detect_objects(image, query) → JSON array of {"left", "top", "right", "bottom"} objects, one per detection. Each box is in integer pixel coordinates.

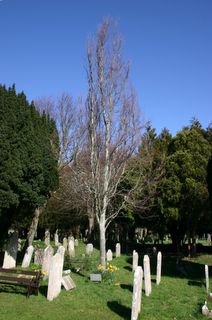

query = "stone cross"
[
  {"left": 156, "top": 251, "right": 162, "bottom": 285},
  {"left": 86, "top": 243, "right": 93, "bottom": 256},
  {"left": 42, "top": 245, "right": 54, "bottom": 275},
  {"left": 44, "top": 229, "right": 50, "bottom": 246},
  {"left": 3, "top": 230, "right": 18, "bottom": 268},
  {"left": 47, "top": 246, "right": 65, "bottom": 301},
  {"left": 63, "top": 237, "right": 68, "bottom": 251},
  {"left": 34, "top": 249, "right": 44, "bottom": 265},
  {"left": 68, "top": 238, "right": 75, "bottom": 257},
  {"left": 205, "top": 264, "right": 209, "bottom": 293},
  {"left": 115, "top": 243, "right": 121, "bottom": 258},
  {"left": 21, "top": 245, "right": 34, "bottom": 268},
  {"left": 131, "top": 266, "right": 143, "bottom": 320},
  {"left": 132, "top": 250, "right": 138, "bottom": 272},
  {"left": 143, "top": 254, "right": 151, "bottom": 296},
  {"left": 106, "top": 249, "right": 113, "bottom": 262}
]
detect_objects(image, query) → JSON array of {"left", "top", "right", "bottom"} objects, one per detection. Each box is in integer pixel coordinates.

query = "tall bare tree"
[{"left": 74, "top": 19, "right": 141, "bottom": 267}]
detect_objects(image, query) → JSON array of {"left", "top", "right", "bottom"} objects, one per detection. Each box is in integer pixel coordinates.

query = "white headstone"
[
  {"left": 54, "top": 230, "right": 59, "bottom": 246},
  {"left": 63, "top": 237, "right": 68, "bottom": 251},
  {"left": 61, "top": 275, "right": 76, "bottom": 290},
  {"left": 34, "top": 249, "right": 44, "bottom": 265},
  {"left": 86, "top": 243, "right": 93, "bottom": 256},
  {"left": 68, "top": 238, "right": 75, "bottom": 257},
  {"left": 74, "top": 239, "right": 79, "bottom": 247},
  {"left": 156, "top": 251, "right": 162, "bottom": 285},
  {"left": 44, "top": 229, "right": 50, "bottom": 246},
  {"left": 106, "top": 249, "right": 113, "bottom": 262},
  {"left": 132, "top": 251, "right": 138, "bottom": 272},
  {"left": 143, "top": 255, "right": 151, "bottom": 296},
  {"left": 47, "top": 246, "right": 65, "bottom": 301},
  {"left": 3, "top": 231, "right": 18, "bottom": 268},
  {"left": 115, "top": 243, "right": 121, "bottom": 258},
  {"left": 21, "top": 245, "right": 34, "bottom": 268},
  {"left": 131, "top": 266, "right": 143, "bottom": 320},
  {"left": 205, "top": 264, "right": 209, "bottom": 293},
  {"left": 42, "top": 245, "right": 54, "bottom": 275}
]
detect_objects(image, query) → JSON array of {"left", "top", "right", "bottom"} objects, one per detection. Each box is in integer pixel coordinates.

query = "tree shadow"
[
  {"left": 38, "top": 285, "right": 48, "bottom": 297},
  {"left": 107, "top": 300, "right": 131, "bottom": 320}
]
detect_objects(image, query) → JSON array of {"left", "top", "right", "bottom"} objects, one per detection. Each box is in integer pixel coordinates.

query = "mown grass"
[{"left": 0, "top": 241, "right": 211, "bottom": 320}]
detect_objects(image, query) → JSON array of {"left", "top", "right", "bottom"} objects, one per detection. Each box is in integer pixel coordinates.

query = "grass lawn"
[{"left": 0, "top": 241, "right": 211, "bottom": 320}]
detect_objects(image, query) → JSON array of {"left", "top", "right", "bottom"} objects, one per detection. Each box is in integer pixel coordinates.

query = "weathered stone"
[
  {"left": 132, "top": 250, "right": 138, "bottom": 272},
  {"left": 106, "top": 249, "right": 113, "bottom": 261},
  {"left": 3, "top": 231, "right": 18, "bottom": 269},
  {"left": 205, "top": 264, "right": 209, "bottom": 293},
  {"left": 86, "top": 243, "right": 93, "bottom": 256},
  {"left": 42, "top": 245, "right": 54, "bottom": 275},
  {"left": 74, "top": 239, "right": 79, "bottom": 247},
  {"left": 44, "top": 229, "right": 50, "bottom": 246},
  {"left": 156, "top": 251, "right": 162, "bottom": 285},
  {"left": 34, "top": 249, "right": 44, "bottom": 265},
  {"left": 68, "top": 238, "right": 75, "bottom": 257},
  {"left": 90, "top": 273, "right": 102, "bottom": 282},
  {"left": 21, "top": 245, "right": 34, "bottom": 268},
  {"left": 115, "top": 243, "right": 121, "bottom": 258},
  {"left": 143, "top": 254, "right": 151, "bottom": 296},
  {"left": 63, "top": 237, "right": 68, "bottom": 251},
  {"left": 61, "top": 275, "right": 76, "bottom": 290},
  {"left": 54, "top": 230, "right": 59, "bottom": 246},
  {"left": 47, "top": 246, "right": 65, "bottom": 301},
  {"left": 131, "top": 266, "right": 143, "bottom": 320}
]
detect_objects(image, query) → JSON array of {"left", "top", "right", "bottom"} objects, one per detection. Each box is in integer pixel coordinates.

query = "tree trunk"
[
  {"left": 27, "top": 207, "right": 42, "bottom": 246},
  {"left": 88, "top": 206, "right": 94, "bottom": 238},
  {"left": 99, "top": 220, "right": 106, "bottom": 269}
]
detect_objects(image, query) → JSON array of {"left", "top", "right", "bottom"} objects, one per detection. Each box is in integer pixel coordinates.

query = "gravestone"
[
  {"left": 74, "top": 239, "right": 79, "bottom": 247},
  {"left": 44, "top": 229, "right": 50, "bottom": 246},
  {"left": 63, "top": 237, "right": 68, "bottom": 251},
  {"left": 131, "top": 266, "right": 143, "bottom": 320},
  {"left": 86, "top": 243, "right": 93, "bottom": 256},
  {"left": 21, "top": 245, "right": 34, "bottom": 268},
  {"left": 115, "top": 243, "right": 121, "bottom": 258},
  {"left": 68, "top": 238, "right": 75, "bottom": 257},
  {"left": 143, "top": 254, "right": 151, "bottom": 296},
  {"left": 132, "top": 250, "right": 138, "bottom": 272},
  {"left": 54, "top": 230, "right": 59, "bottom": 246},
  {"left": 61, "top": 275, "right": 76, "bottom": 290},
  {"left": 47, "top": 246, "right": 65, "bottom": 301},
  {"left": 156, "top": 251, "right": 162, "bottom": 285},
  {"left": 42, "top": 245, "right": 54, "bottom": 275},
  {"left": 205, "top": 264, "right": 209, "bottom": 293},
  {"left": 3, "top": 230, "right": 19, "bottom": 268},
  {"left": 106, "top": 249, "right": 113, "bottom": 262},
  {"left": 34, "top": 249, "right": 44, "bottom": 265}
]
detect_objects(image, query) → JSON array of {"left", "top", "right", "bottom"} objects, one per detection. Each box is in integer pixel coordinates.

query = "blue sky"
[{"left": 0, "top": 0, "right": 211, "bottom": 135}]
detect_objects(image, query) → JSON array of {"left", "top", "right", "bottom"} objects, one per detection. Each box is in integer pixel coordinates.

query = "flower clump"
[{"left": 97, "top": 262, "right": 119, "bottom": 273}]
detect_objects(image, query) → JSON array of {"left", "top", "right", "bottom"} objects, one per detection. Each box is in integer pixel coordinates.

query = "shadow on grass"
[
  {"left": 107, "top": 301, "right": 131, "bottom": 320},
  {"left": 123, "top": 266, "right": 132, "bottom": 272},
  {"left": 39, "top": 285, "right": 48, "bottom": 297},
  {"left": 120, "top": 283, "right": 133, "bottom": 292},
  {"left": 0, "top": 284, "right": 28, "bottom": 297},
  {"left": 188, "top": 280, "right": 204, "bottom": 287}
]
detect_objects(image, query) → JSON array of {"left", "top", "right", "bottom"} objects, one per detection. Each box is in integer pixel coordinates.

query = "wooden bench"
[{"left": 0, "top": 268, "right": 41, "bottom": 298}]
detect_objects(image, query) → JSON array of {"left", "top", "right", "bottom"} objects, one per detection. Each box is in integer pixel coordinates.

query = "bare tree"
[{"left": 74, "top": 19, "right": 141, "bottom": 267}]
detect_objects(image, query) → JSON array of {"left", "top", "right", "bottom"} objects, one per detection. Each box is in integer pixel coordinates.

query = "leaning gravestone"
[
  {"left": 47, "top": 246, "right": 65, "bottom": 301},
  {"left": 205, "top": 264, "right": 209, "bottom": 293},
  {"left": 143, "top": 254, "right": 151, "bottom": 296},
  {"left": 22, "top": 245, "right": 34, "bottom": 268},
  {"left": 131, "top": 266, "right": 143, "bottom": 320},
  {"left": 115, "top": 243, "right": 121, "bottom": 258},
  {"left": 34, "top": 248, "right": 44, "bottom": 265},
  {"left": 106, "top": 249, "right": 113, "bottom": 262},
  {"left": 86, "top": 243, "right": 93, "bottom": 256},
  {"left": 132, "top": 250, "right": 138, "bottom": 272},
  {"left": 44, "top": 229, "right": 50, "bottom": 246},
  {"left": 68, "top": 238, "right": 75, "bottom": 257},
  {"left": 3, "top": 230, "right": 19, "bottom": 268},
  {"left": 42, "top": 245, "right": 54, "bottom": 275},
  {"left": 156, "top": 251, "right": 162, "bottom": 285},
  {"left": 61, "top": 275, "right": 76, "bottom": 291}
]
